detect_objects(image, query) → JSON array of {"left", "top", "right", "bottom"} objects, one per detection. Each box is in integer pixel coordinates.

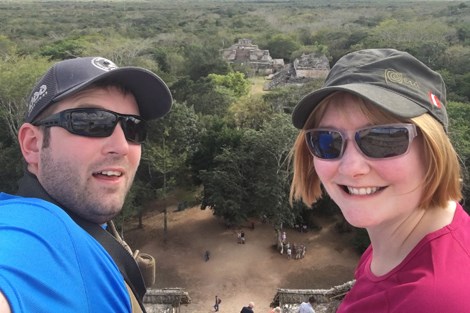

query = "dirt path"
[{"left": 125, "top": 206, "right": 359, "bottom": 313}]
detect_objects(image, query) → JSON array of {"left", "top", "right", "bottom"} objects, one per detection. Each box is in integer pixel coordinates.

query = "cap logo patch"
[
  {"left": 91, "top": 57, "right": 118, "bottom": 72},
  {"left": 28, "top": 84, "right": 48, "bottom": 114},
  {"left": 384, "top": 69, "right": 420, "bottom": 91},
  {"left": 429, "top": 92, "right": 442, "bottom": 108}
]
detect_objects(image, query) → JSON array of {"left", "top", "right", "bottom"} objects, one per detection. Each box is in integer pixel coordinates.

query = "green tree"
[
  {"left": 0, "top": 55, "right": 51, "bottom": 141},
  {"left": 39, "top": 37, "right": 88, "bottom": 60},
  {"left": 263, "top": 80, "right": 325, "bottom": 114},
  {"left": 244, "top": 114, "right": 300, "bottom": 227},
  {"left": 208, "top": 72, "right": 250, "bottom": 98},
  {"left": 228, "top": 95, "right": 274, "bottom": 130},
  {"left": 364, "top": 19, "right": 453, "bottom": 68},
  {"left": 264, "top": 34, "right": 301, "bottom": 62},
  {"left": 447, "top": 101, "right": 470, "bottom": 211},
  {"left": 186, "top": 77, "right": 235, "bottom": 116},
  {"left": 189, "top": 116, "right": 243, "bottom": 185},
  {"left": 0, "top": 35, "right": 16, "bottom": 57},
  {"left": 0, "top": 54, "right": 51, "bottom": 193},
  {"left": 198, "top": 113, "right": 299, "bottom": 226},
  {"left": 120, "top": 102, "right": 201, "bottom": 227},
  {"left": 183, "top": 44, "right": 231, "bottom": 81}
]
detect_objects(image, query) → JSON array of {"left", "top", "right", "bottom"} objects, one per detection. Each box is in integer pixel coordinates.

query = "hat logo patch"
[
  {"left": 429, "top": 92, "right": 442, "bottom": 108},
  {"left": 384, "top": 69, "right": 420, "bottom": 91},
  {"left": 28, "top": 84, "right": 48, "bottom": 114},
  {"left": 91, "top": 57, "right": 118, "bottom": 72}
]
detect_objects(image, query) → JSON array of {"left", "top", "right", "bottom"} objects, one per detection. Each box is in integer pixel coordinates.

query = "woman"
[{"left": 290, "top": 49, "right": 470, "bottom": 312}]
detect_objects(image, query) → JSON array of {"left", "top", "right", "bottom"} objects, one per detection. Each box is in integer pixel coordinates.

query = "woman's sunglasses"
[
  {"left": 32, "top": 108, "right": 147, "bottom": 143},
  {"left": 305, "top": 123, "right": 418, "bottom": 160}
]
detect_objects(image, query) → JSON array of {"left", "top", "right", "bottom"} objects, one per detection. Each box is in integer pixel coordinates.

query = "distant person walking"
[
  {"left": 241, "top": 301, "right": 255, "bottom": 313},
  {"left": 213, "top": 295, "right": 221, "bottom": 312},
  {"left": 281, "top": 231, "right": 287, "bottom": 243}
]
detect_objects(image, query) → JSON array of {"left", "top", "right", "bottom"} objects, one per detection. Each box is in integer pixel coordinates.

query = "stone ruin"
[
  {"left": 143, "top": 288, "right": 191, "bottom": 313},
  {"left": 271, "top": 281, "right": 355, "bottom": 313},
  {"left": 142, "top": 281, "right": 354, "bottom": 312},
  {"left": 264, "top": 52, "right": 330, "bottom": 90}
]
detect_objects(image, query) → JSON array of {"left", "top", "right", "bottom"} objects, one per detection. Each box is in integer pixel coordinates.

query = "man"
[
  {"left": 213, "top": 295, "right": 221, "bottom": 312},
  {"left": 0, "top": 57, "right": 172, "bottom": 312},
  {"left": 240, "top": 301, "right": 255, "bottom": 313},
  {"left": 298, "top": 296, "right": 316, "bottom": 313}
]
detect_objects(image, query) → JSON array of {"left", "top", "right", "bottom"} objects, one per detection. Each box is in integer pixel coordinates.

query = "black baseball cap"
[
  {"left": 26, "top": 57, "right": 172, "bottom": 122},
  {"left": 292, "top": 49, "right": 448, "bottom": 131}
]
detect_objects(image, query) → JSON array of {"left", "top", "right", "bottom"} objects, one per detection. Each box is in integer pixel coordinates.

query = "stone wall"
[
  {"left": 271, "top": 281, "right": 355, "bottom": 313},
  {"left": 143, "top": 288, "right": 191, "bottom": 313}
]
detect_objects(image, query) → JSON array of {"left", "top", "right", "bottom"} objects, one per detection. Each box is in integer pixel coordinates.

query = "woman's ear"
[{"left": 18, "top": 123, "right": 42, "bottom": 172}]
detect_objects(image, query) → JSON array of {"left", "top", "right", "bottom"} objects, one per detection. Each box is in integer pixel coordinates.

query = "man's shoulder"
[
  {"left": 0, "top": 193, "right": 87, "bottom": 243},
  {"left": 0, "top": 193, "right": 70, "bottom": 220}
]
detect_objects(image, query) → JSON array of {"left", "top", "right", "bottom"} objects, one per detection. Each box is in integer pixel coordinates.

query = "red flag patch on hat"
[{"left": 429, "top": 92, "right": 442, "bottom": 108}]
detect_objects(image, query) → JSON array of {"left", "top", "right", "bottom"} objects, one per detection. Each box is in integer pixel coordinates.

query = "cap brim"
[
  {"left": 54, "top": 67, "right": 172, "bottom": 120},
  {"left": 292, "top": 83, "right": 427, "bottom": 129}
]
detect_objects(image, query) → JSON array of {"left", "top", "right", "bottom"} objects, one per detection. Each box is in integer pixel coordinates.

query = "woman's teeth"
[{"left": 347, "top": 186, "right": 380, "bottom": 195}]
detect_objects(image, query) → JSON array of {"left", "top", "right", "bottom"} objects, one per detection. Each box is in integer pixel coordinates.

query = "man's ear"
[{"left": 18, "top": 123, "right": 42, "bottom": 170}]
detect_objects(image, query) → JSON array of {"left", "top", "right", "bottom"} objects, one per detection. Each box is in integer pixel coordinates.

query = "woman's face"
[{"left": 313, "top": 95, "right": 426, "bottom": 230}]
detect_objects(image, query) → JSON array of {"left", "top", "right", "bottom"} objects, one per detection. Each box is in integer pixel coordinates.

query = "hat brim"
[
  {"left": 292, "top": 83, "right": 428, "bottom": 129},
  {"left": 54, "top": 67, "right": 172, "bottom": 121}
]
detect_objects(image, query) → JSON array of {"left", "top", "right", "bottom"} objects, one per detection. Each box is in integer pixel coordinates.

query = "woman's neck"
[{"left": 367, "top": 201, "right": 457, "bottom": 276}]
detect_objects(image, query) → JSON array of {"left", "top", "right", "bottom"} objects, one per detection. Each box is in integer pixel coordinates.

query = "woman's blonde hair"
[{"left": 289, "top": 92, "right": 462, "bottom": 210}]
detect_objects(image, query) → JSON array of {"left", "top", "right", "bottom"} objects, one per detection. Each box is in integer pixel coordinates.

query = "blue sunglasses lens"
[{"left": 305, "top": 125, "right": 414, "bottom": 160}]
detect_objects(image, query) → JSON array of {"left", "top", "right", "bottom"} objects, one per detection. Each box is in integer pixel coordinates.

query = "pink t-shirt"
[{"left": 337, "top": 203, "right": 470, "bottom": 313}]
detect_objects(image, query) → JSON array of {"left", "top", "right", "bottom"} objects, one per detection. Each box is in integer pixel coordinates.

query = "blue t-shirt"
[{"left": 0, "top": 193, "right": 131, "bottom": 312}]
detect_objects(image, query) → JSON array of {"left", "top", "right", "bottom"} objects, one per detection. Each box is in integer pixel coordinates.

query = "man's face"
[{"left": 37, "top": 86, "right": 142, "bottom": 224}]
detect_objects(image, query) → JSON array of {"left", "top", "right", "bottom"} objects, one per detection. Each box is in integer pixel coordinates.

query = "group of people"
[
  {"left": 0, "top": 47, "right": 468, "bottom": 313},
  {"left": 279, "top": 231, "right": 306, "bottom": 260},
  {"left": 280, "top": 242, "right": 306, "bottom": 260}
]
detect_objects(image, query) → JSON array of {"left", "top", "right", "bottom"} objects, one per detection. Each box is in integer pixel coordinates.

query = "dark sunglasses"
[
  {"left": 32, "top": 108, "right": 147, "bottom": 143},
  {"left": 305, "top": 123, "right": 418, "bottom": 160}
]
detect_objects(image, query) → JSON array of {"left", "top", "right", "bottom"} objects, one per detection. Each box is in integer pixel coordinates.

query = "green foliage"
[
  {"left": 447, "top": 101, "right": 470, "bottom": 211},
  {"left": 0, "top": 54, "right": 51, "bottom": 140},
  {"left": 0, "top": 54, "right": 52, "bottom": 193},
  {"left": 454, "top": 73, "right": 470, "bottom": 102},
  {"left": 142, "top": 102, "right": 201, "bottom": 190},
  {"left": 208, "top": 72, "right": 250, "bottom": 98},
  {"left": 0, "top": 35, "right": 17, "bottom": 57},
  {"left": 439, "top": 45, "right": 470, "bottom": 76},
  {"left": 183, "top": 44, "right": 231, "bottom": 81},
  {"left": 191, "top": 79, "right": 235, "bottom": 116},
  {"left": 228, "top": 95, "right": 274, "bottom": 130},
  {"left": 189, "top": 116, "right": 244, "bottom": 185},
  {"left": 263, "top": 34, "right": 301, "bottom": 62},
  {"left": 263, "top": 80, "right": 325, "bottom": 113},
  {"left": 198, "top": 113, "right": 299, "bottom": 226},
  {"left": 172, "top": 76, "right": 236, "bottom": 116},
  {"left": 39, "top": 37, "right": 88, "bottom": 60}
]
